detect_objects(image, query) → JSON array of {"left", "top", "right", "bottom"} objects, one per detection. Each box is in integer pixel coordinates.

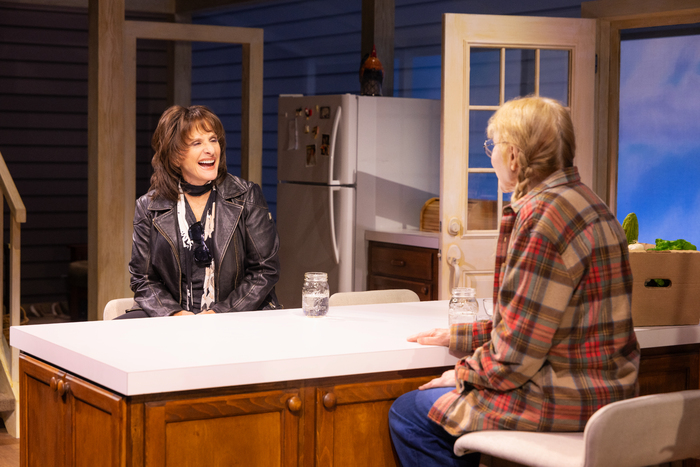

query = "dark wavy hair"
[{"left": 150, "top": 105, "right": 227, "bottom": 201}]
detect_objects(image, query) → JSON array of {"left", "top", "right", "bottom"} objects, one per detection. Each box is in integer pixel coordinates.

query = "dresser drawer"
[{"left": 368, "top": 242, "right": 435, "bottom": 281}]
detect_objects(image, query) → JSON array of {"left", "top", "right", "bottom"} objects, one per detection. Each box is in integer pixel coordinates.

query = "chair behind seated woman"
[
  {"left": 103, "top": 298, "right": 135, "bottom": 320},
  {"left": 329, "top": 289, "right": 420, "bottom": 307}
]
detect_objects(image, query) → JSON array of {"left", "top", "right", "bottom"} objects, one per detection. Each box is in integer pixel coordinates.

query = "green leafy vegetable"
[
  {"left": 648, "top": 238, "right": 697, "bottom": 251},
  {"left": 622, "top": 213, "right": 638, "bottom": 245}
]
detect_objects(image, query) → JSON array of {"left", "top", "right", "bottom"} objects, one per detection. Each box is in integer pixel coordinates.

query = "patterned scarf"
[{"left": 177, "top": 183, "right": 216, "bottom": 312}]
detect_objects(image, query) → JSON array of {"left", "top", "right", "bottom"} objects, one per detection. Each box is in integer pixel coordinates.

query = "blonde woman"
[{"left": 389, "top": 96, "right": 640, "bottom": 467}]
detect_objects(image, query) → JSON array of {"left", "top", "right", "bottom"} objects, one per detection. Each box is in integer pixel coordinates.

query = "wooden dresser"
[
  {"left": 367, "top": 241, "right": 438, "bottom": 300},
  {"left": 365, "top": 230, "right": 439, "bottom": 301}
]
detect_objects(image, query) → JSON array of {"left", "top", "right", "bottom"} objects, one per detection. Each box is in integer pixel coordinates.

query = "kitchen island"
[{"left": 11, "top": 300, "right": 700, "bottom": 467}]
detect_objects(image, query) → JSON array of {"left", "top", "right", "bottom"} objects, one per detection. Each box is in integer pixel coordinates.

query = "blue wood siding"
[{"left": 192, "top": 0, "right": 582, "bottom": 218}]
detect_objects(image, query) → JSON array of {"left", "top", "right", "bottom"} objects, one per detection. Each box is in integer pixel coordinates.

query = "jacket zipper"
[{"left": 153, "top": 219, "right": 182, "bottom": 305}]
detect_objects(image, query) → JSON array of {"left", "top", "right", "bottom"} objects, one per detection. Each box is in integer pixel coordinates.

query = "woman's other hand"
[
  {"left": 407, "top": 328, "right": 450, "bottom": 347},
  {"left": 199, "top": 310, "right": 216, "bottom": 315},
  {"left": 419, "top": 370, "right": 456, "bottom": 390},
  {"left": 173, "top": 310, "right": 195, "bottom": 316}
]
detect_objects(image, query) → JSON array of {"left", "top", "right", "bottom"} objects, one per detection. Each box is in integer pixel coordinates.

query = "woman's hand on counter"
[
  {"left": 408, "top": 328, "right": 450, "bottom": 347},
  {"left": 173, "top": 310, "right": 195, "bottom": 316},
  {"left": 419, "top": 369, "right": 456, "bottom": 390}
]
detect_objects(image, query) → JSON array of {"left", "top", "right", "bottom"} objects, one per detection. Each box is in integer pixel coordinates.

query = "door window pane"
[
  {"left": 467, "top": 172, "right": 498, "bottom": 230},
  {"left": 469, "top": 110, "right": 495, "bottom": 168},
  {"left": 505, "top": 49, "right": 536, "bottom": 101},
  {"left": 539, "top": 49, "right": 569, "bottom": 105},
  {"left": 617, "top": 32, "right": 700, "bottom": 244},
  {"left": 469, "top": 48, "right": 500, "bottom": 105}
]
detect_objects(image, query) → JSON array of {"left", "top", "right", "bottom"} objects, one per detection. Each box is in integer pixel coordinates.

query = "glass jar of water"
[
  {"left": 448, "top": 287, "right": 478, "bottom": 325},
  {"left": 302, "top": 272, "right": 329, "bottom": 317}
]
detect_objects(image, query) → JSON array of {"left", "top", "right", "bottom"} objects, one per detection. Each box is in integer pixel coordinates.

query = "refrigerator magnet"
[
  {"left": 320, "top": 106, "right": 330, "bottom": 119},
  {"left": 312, "top": 126, "right": 319, "bottom": 138},
  {"left": 320, "top": 145, "right": 329, "bottom": 156},
  {"left": 296, "top": 107, "right": 303, "bottom": 117},
  {"left": 304, "top": 124, "right": 310, "bottom": 134},
  {"left": 305, "top": 145, "right": 317, "bottom": 167},
  {"left": 304, "top": 107, "right": 312, "bottom": 118}
]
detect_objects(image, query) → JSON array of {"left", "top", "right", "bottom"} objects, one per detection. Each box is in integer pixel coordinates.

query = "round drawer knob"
[
  {"left": 323, "top": 392, "right": 337, "bottom": 410},
  {"left": 50, "top": 377, "right": 57, "bottom": 391},
  {"left": 57, "top": 380, "right": 68, "bottom": 397},
  {"left": 286, "top": 396, "right": 302, "bottom": 413}
]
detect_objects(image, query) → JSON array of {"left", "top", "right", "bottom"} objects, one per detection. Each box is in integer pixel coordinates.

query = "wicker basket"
[
  {"left": 420, "top": 197, "right": 439, "bottom": 232},
  {"left": 3, "top": 306, "right": 28, "bottom": 342}
]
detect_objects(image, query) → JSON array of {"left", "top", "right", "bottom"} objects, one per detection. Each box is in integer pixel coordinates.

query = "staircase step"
[{"left": 0, "top": 393, "right": 13, "bottom": 412}]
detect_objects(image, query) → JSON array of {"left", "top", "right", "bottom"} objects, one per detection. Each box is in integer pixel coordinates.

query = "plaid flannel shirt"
[{"left": 429, "top": 167, "right": 640, "bottom": 435}]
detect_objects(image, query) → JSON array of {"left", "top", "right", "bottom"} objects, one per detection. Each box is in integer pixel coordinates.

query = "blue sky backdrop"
[{"left": 617, "top": 35, "right": 700, "bottom": 245}]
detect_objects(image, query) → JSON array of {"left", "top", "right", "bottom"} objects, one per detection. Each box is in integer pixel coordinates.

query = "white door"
[{"left": 440, "top": 14, "right": 596, "bottom": 299}]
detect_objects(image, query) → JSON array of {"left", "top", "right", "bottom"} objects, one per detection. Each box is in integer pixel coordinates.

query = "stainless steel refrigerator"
[{"left": 276, "top": 94, "right": 440, "bottom": 308}]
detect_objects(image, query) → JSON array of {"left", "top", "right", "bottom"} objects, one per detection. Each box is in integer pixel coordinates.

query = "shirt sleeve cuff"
[{"left": 449, "top": 324, "right": 472, "bottom": 352}]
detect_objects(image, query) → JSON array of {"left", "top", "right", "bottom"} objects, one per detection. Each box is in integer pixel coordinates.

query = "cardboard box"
[{"left": 629, "top": 250, "right": 700, "bottom": 326}]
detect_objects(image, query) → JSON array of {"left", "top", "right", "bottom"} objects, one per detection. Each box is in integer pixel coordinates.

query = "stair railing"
[{"left": 0, "top": 150, "right": 26, "bottom": 437}]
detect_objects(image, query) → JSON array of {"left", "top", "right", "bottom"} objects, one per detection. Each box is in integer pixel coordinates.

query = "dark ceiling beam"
[{"left": 175, "top": 0, "right": 261, "bottom": 14}]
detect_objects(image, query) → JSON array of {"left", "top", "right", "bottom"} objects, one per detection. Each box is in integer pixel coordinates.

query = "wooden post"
[
  {"left": 361, "top": 0, "right": 394, "bottom": 97},
  {"left": 169, "top": 13, "right": 192, "bottom": 108},
  {"left": 241, "top": 40, "right": 264, "bottom": 185},
  {"left": 88, "top": 0, "right": 129, "bottom": 321}
]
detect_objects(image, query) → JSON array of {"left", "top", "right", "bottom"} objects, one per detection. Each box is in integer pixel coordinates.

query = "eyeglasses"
[
  {"left": 188, "top": 221, "right": 213, "bottom": 267},
  {"left": 483, "top": 139, "right": 510, "bottom": 158}
]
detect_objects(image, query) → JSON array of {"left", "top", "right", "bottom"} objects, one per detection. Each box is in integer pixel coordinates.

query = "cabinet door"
[
  {"left": 20, "top": 355, "right": 70, "bottom": 467},
  {"left": 315, "top": 376, "right": 433, "bottom": 467},
  {"left": 65, "top": 373, "right": 127, "bottom": 467},
  {"left": 143, "top": 389, "right": 303, "bottom": 467},
  {"left": 638, "top": 344, "right": 700, "bottom": 396},
  {"left": 20, "top": 354, "right": 126, "bottom": 467}
]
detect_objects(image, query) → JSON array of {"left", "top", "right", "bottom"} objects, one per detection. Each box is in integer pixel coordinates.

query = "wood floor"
[{"left": 0, "top": 425, "right": 18, "bottom": 467}]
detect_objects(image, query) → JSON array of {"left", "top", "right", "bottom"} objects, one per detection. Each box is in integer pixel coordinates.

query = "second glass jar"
[{"left": 448, "top": 287, "right": 479, "bottom": 325}]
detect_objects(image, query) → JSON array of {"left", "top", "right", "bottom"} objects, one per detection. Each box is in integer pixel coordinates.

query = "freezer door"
[
  {"left": 276, "top": 182, "right": 355, "bottom": 309},
  {"left": 277, "top": 94, "right": 357, "bottom": 185}
]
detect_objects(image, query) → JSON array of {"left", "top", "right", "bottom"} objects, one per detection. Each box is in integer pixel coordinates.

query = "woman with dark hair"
[
  {"left": 121, "top": 105, "right": 280, "bottom": 318},
  {"left": 388, "top": 96, "right": 639, "bottom": 466}
]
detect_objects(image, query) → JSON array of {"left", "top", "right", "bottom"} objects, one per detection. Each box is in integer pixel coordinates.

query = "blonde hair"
[{"left": 487, "top": 96, "right": 575, "bottom": 200}]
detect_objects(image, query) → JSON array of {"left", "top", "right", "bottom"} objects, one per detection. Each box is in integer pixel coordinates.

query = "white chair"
[
  {"left": 103, "top": 298, "right": 135, "bottom": 320},
  {"left": 328, "top": 289, "right": 420, "bottom": 307},
  {"left": 454, "top": 389, "right": 700, "bottom": 467}
]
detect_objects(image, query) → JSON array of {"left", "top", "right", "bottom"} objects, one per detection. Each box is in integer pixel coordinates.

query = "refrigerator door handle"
[
  {"left": 328, "top": 105, "right": 342, "bottom": 185},
  {"left": 328, "top": 185, "right": 341, "bottom": 264}
]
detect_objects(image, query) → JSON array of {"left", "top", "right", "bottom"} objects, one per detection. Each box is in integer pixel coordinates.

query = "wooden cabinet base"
[
  {"left": 21, "top": 343, "right": 700, "bottom": 466},
  {"left": 20, "top": 354, "right": 443, "bottom": 467}
]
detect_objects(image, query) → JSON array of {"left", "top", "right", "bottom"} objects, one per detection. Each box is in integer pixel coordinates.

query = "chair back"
[
  {"left": 103, "top": 298, "right": 135, "bottom": 320},
  {"left": 329, "top": 289, "right": 420, "bottom": 307},
  {"left": 583, "top": 389, "right": 700, "bottom": 467}
]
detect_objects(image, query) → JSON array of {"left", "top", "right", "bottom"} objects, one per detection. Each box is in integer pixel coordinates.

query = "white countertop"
[
  {"left": 11, "top": 300, "right": 700, "bottom": 397},
  {"left": 365, "top": 229, "right": 439, "bottom": 249}
]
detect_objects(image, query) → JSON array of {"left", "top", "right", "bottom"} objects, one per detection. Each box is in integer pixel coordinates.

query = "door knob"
[{"left": 447, "top": 217, "right": 461, "bottom": 236}]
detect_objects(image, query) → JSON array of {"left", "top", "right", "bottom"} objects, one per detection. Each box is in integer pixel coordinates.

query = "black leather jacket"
[{"left": 129, "top": 174, "right": 280, "bottom": 316}]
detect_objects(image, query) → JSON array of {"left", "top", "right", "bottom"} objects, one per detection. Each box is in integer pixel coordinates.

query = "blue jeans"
[{"left": 389, "top": 388, "right": 480, "bottom": 467}]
